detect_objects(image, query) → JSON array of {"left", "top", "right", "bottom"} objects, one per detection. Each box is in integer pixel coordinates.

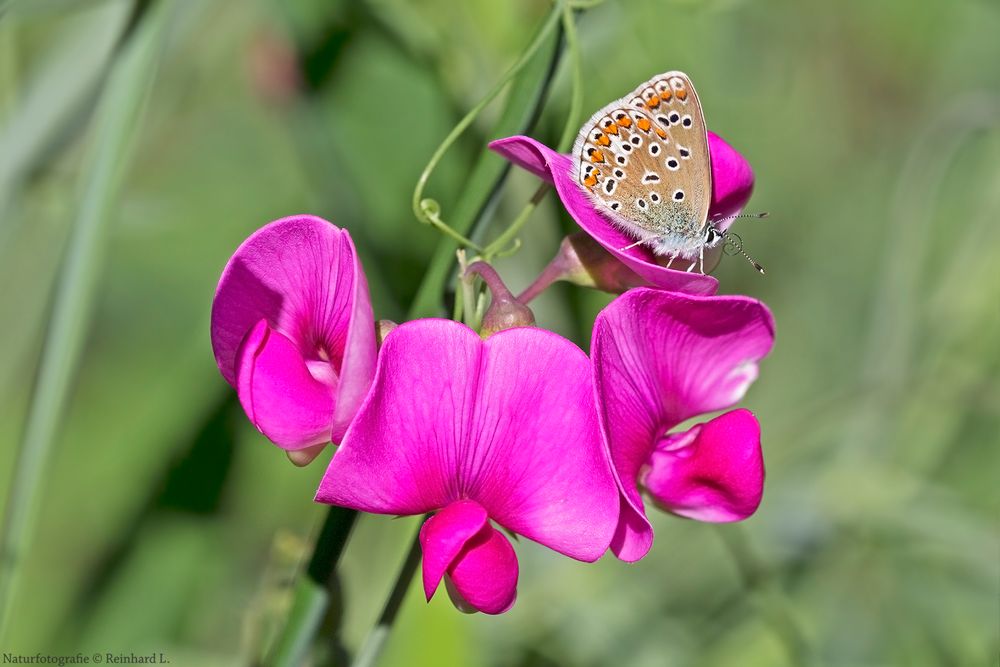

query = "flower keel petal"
[
  {"left": 419, "top": 500, "right": 490, "bottom": 602},
  {"left": 643, "top": 409, "right": 764, "bottom": 522},
  {"left": 446, "top": 525, "right": 518, "bottom": 615},
  {"left": 235, "top": 319, "right": 336, "bottom": 449}
]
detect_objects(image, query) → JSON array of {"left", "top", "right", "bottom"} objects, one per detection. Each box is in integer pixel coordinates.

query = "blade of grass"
[
  {"left": 0, "top": 0, "right": 170, "bottom": 642},
  {"left": 0, "top": 0, "right": 129, "bottom": 244}
]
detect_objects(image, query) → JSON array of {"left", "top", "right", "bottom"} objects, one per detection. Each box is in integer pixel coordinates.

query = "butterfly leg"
[{"left": 699, "top": 243, "right": 705, "bottom": 274}]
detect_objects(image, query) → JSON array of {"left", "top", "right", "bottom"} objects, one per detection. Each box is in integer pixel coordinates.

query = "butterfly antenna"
[
  {"left": 721, "top": 231, "right": 766, "bottom": 275},
  {"left": 713, "top": 211, "right": 769, "bottom": 224}
]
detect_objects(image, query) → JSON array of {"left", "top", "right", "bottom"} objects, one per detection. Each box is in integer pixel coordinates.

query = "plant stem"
[
  {"left": 407, "top": 6, "right": 564, "bottom": 318},
  {"left": 0, "top": 0, "right": 168, "bottom": 642},
  {"left": 482, "top": 182, "right": 549, "bottom": 260},
  {"left": 265, "top": 506, "right": 359, "bottom": 667},
  {"left": 410, "top": 1, "right": 562, "bottom": 229},
  {"left": 481, "top": 4, "right": 582, "bottom": 260},
  {"left": 555, "top": 2, "right": 584, "bottom": 154},
  {"left": 517, "top": 250, "right": 570, "bottom": 303},
  {"left": 350, "top": 524, "right": 424, "bottom": 667}
]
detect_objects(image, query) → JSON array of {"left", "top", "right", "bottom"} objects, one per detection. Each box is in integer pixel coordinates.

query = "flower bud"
[{"left": 464, "top": 262, "right": 535, "bottom": 337}]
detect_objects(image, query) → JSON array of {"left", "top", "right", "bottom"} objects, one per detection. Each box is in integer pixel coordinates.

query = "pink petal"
[
  {"left": 235, "top": 320, "right": 336, "bottom": 449},
  {"left": 642, "top": 409, "right": 764, "bottom": 522},
  {"left": 474, "top": 327, "right": 618, "bottom": 561},
  {"left": 592, "top": 288, "right": 774, "bottom": 560},
  {"left": 446, "top": 523, "right": 518, "bottom": 615},
  {"left": 707, "top": 132, "right": 755, "bottom": 228},
  {"left": 489, "top": 133, "right": 755, "bottom": 294},
  {"left": 316, "top": 319, "right": 619, "bottom": 562},
  {"left": 419, "top": 500, "right": 489, "bottom": 602},
  {"left": 210, "top": 215, "right": 376, "bottom": 444}
]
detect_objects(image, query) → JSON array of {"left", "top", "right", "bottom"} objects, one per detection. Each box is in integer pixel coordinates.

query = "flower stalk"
[{"left": 349, "top": 523, "right": 424, "bottom": 667}]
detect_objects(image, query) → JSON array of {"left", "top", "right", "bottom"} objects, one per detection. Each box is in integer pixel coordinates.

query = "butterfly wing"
[{"left": 572, "top": 71, "right": 711, "bottom": 258}]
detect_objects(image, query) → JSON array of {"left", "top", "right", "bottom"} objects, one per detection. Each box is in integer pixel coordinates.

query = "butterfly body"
[{"left": 572, "top": 72, "right": 714, "bottom": 262}]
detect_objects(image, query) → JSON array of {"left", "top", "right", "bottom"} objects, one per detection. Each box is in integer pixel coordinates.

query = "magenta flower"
[
  {"left": 210, "top": 215, "right": 377, "bottom": 450},
  {"left": 591, "top": 288, "right": 775, "bottom": 562},
  {"left": 316, "top": 319, "right": 619, "bottom": 614},
  {"left": 489, "top": 132, "right": 754, "bottom": 296}
]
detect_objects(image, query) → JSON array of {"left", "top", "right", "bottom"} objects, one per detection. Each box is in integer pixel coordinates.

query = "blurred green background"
[{"left": 1, "top": 0, "right": 998, "bottom": 665}]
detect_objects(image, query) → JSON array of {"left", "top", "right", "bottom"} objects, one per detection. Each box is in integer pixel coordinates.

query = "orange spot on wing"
[
  {"left": 604, "top": 123, "right": 619, "bottom": 135},
  {"left": 645, "top": 97, "right": 660, "bottom": 110},
  {"left": 637, "top": 117, "right": 652, "bottom": 132},
  {"left": 676, "top": 88, "right": 688, "bottom": 101},
  {"left": 655, "top": 127, "right": 668, "bottom": 139},
  {"left": 660, "top": 90, "right": 673, "bottom": 102},
  {"left": 616, "top": 116, "right": 632, "bottom": 128},
  {"left": 590, "top": 149, "right": 606, "bottom": 163},
  {"left": 595, "top": 133, "right": 611, "bottom": 146},
  {"left": 583, "top": 174, "right": 598, "bottom": 188}
]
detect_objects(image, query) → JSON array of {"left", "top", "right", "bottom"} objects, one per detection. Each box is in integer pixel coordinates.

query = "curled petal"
[
  {"left": 210, "top": 215, "right": 376, "bottom": 447},
  {"left": 446, "top": 524, "right": 518, "bottom": 615},
  {"left": 490, "top": 134, "right": 755, "bottom": 294},
  {"left": 643, "top": 409, "right": 764, "bottom": 522},
  {"left": 317, "top": 319, "right": 619, "bottom": 562},
  {"left": 592, "top": 289, "right": 774, "bottom": 560},
  {"left": 235, "top": 320, "right": 336, "bottom": 448},
  {"left": 418, "top": 501, "right": 519, "bottom": 615},
  {"left": 419, "top": 500, "right": 489, "bottom": 602}
]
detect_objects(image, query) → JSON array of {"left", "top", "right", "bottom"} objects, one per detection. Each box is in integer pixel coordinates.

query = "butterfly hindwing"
[{"left": 572, "top": 71, "right": 712, "bottom": 259}]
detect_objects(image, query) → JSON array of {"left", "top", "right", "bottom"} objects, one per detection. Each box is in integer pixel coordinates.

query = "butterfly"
[{"left": 572, "top": 71, "right": 739, "bottom": 273}]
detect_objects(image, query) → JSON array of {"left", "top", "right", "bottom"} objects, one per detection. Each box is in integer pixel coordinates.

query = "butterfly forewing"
[{"left": 572, "top": 71, "right": 711, "bottom": 258}]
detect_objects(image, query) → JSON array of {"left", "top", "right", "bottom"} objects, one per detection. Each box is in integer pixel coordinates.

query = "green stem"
[
  {"left": 410, "top": 1, "right": 562, "bottom": 230},
  {"left": 482, "top": 183, "right": 549, "bottom": 260},
  {"left": 265, "top": 506, "right": 359, "bottom": 667},
  {"left": 0, "top": 13, "right": 17, "bottom": 122},
  {"left": 407, "top": 6, "right": 564, "bottom": 319},
  {"left": 555, "top": 2, "right": 584, "bottom": 154},
  {"left": 715, "top": 526, "right": 815, "bottom": 667},
  {"left": 481, "top": 4, "right": 582, "bottom": 260},
  {"left": 349, "top": 524, "right": 424, "bottom": 667},
  {"left": 0, "top": 0, "right": 168, "bottom": 643}
]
